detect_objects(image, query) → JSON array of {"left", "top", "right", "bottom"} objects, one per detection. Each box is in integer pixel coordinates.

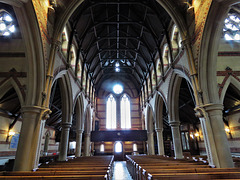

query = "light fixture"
[
  {"left": 190, "top": 132, "right": 194, "bottom": 139},
  {"left": 225, "top": 127, "right": 230, "bottom": 133},
  {"left": 49, "top": 0, "right": 57, "bottom": 7},
  {"left": 6, "top": 130, "right": 16, "bottom": 142},
  {"left": 9, "top": 131, "right": 15, "bottom": 136},
  {"left": 113, "top": 84, "right": 123, "bottom": 94},
  {"left": 225, "top": 126, "right": 233, "bottom": 139},
  {"left": 194, "top": 132, "right": 199, "bottom": 137},
  {"left": 115, "top": 67, "right": 120, "bottom": 72}
]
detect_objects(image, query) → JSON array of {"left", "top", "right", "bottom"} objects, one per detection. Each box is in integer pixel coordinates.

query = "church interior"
[{"left": 0, "top": 0, "right": 240, "bottom": 179}]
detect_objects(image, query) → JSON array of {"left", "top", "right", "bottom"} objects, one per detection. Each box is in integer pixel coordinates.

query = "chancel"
[{"left": 0, "top": 0, "right": 240, "bottom": 179}]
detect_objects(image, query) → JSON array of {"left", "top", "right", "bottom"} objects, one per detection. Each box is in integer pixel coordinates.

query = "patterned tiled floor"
[{"left": 112, "top": 161, "right": 133, "bottom": 180}]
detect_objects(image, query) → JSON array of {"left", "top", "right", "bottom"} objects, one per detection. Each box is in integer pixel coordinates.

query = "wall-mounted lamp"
[
  {"left": 225, "top": 127, "right": 230, "bottom": 133},
  {"left": 6, "top": 130, "right": 16, "bottom": 142},
  {"left": 225, "top": 126, "right": 232, "bottom": 139},
  {"left": 190, "top": 132, "right": 194, "bottom": 139},
  {"left": 190, "top": 131, "right": 201, "bottom": 141},
  {"left": 49, "top": 0, "right": 57, "bottom": 8}
]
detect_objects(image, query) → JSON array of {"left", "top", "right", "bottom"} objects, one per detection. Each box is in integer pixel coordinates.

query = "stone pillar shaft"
[
  {"left": 58, "top": 122, "right": 71, "bottom": 161},
  {"left": 13, "top": 107, "right": 46, "bottom": 171},
  {"left": 83, "top": 133, "right": 91, "bottom": 156},
  {"left": 197, "top": 104, "right": 234, "bottom": 168},
  {"left": 75, "top": 130, "right": 83, "bottom": 157},
  {"left": 170, "top": 122, "right": 183, "bottom": 159},
  {"left": 156, "top": 128, "right": 165, "bottom": 155},
  {"left": 147, "top": 132, "right": 155, "bottom": 155}
]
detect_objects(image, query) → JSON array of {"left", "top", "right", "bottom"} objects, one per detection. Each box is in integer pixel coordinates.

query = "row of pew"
[
  {"left": 126, "top": 155, "right": 240, "bottom": 179},
  {"left": 0, "top": 155, "right": 114, "bottom": 179}
]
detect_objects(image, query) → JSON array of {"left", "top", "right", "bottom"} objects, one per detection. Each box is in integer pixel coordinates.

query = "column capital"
[
  {"left": 21, "top": 106, "right": 44, "bottom": 113},
  {"left": 77, "top": 129, "right": 84, "bottom": 134},
  {"left": 196, "top": 103, "right": 223, "bottom": 111},
  {"left": 21, "top": 106, "right": 52, "bottom": 120},
  {"left": 61, "top": 122, "right": 72, "bottom": 128},
  {"left": 84, "top": 132, "right": 91, "bottom": 136},
  {"left": 155, "top": 128, "right": 163, "bottom": 133},
  {"left": 195, "top": 103, "right": 223, "bottom": 117},
  {"left": 181, "top": 38, "right": 191, "bottom": 48},
  {"left": 169, "top": 121, "right": 180, "bottom": 127}
]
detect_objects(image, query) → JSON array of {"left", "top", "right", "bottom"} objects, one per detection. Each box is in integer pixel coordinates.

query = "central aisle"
[{"left": 112, "top": 161, "right": 133, "bottom": 180}]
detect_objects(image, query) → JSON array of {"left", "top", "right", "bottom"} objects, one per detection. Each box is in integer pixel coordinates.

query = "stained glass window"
[
  {"left": 120, "top": 94, "right": 131, "bottom": 128},
  {"left": 106, "top": 94, "right": 116, "bottom": 129}
]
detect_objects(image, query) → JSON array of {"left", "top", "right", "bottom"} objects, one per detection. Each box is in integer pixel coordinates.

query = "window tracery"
[
  {"left": 223, "top": 9, "right": 240, "bottom": 41},
  {"left": 0, "top": 9, "right": 15, "bottom": 36}
]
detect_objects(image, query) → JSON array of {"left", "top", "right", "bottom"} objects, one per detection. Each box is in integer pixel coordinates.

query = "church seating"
[
  {"left": 0, "top": 155, "right": 114, "bottom": 180},
  {"left": 126, "top": 155, "right": 240, "bottom": 180}
]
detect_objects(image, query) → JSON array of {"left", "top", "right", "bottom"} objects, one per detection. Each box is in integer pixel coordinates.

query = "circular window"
[
  {"left": 0, "top": 10, "right": 15, "bottom": 36},
  {"left": 113, "top": 84, "right": 123, "bottom": 94}
]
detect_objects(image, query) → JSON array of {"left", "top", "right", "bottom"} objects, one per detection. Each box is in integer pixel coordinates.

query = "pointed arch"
[
  {"left": 0, "top": 78, "right": 24, "bottom": 106},
  {"left": 220, "top": 76, "right": 240, "bottom": 103},
  {"left": 74, "top": 93, "right": 85, "bottom": 131},
  {"left": 13, "top": 2, "right": 45, "bottom": 106},
  {"left": 145, "top": 104, "right": 155, "bottom": 133},
  {"left": 154, "top": 92, "right": 168, "bottom": 129}
]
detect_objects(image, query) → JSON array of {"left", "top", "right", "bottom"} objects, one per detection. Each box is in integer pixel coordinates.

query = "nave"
[{"left": 0, "top": 0, "right": 240, "bottom": 176}]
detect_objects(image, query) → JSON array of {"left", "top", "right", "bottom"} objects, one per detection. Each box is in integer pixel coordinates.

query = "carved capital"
[
  {"left": 41, "top": 109, "right": 52, "bottom": 120},
  {"left": 169, "top": 121, "right": 180, "bottom": 127},
  {"left": 61, "top": 122, "right": 72, "bottom": 129},
  {"left": 52, "top": 40, "right": 61, "bottom": 50},
  {"left": 155, "top": 128, "right": 163, "bottom": 133}
]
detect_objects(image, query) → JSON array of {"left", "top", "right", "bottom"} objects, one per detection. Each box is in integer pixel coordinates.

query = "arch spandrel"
[{"left": 198, "top": 0, "right": 240, "bottom": 104}]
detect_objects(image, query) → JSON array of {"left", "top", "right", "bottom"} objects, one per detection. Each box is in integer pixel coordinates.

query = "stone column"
[
  {"left": 75, "top": 129, "right": 83, "bottom": 157},
  {"left": 83, "top": 133, "right": 91, "bottom": 156},
  {"left": 170, "top": 121, "right": 183, "bottom": 159},
  {"left": 147, "top": 132, "right": 155, "bottom": 155},
  {"left": 196, "top": 104, "right": 234, "bottom": 168},
  {"left": 156, "top": 128, "right": 165, "bottom": 155},
  {"left": 13, "top": 106, "right": 49, "bottom": 171},
  {"left": 58, "top": 122, "right": 72, "bottom": 161}
]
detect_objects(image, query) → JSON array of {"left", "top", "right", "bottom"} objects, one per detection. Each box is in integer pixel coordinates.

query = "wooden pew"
[
  {"left": 126, "top": 155, "right": 240, "bottom": 180},
  {"left": 148, "top": 172, "right": 240, "bottom": 180},
  {"left": 0, "top": 155, "right": 114, "bottom": 180}
]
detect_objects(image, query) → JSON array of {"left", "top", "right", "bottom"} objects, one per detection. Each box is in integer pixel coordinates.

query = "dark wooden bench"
[
  {"left": 0, "top": 155, "right": 114, "bottom": 180},
  {"left": 126, "top": 155, "right": 240, "bottom": 180}
]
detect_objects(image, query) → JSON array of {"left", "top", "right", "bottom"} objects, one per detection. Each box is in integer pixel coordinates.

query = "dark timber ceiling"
[{"left": 69, "top": 0, "right": 171, "bottom": 93}]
